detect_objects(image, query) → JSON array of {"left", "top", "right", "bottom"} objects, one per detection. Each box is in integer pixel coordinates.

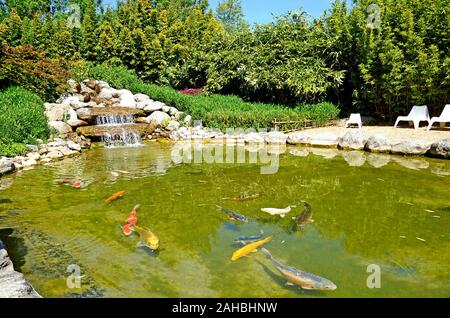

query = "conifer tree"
[
  {"left": 96, "top": 20, "right": 117, "bottom": 63},
  {"left": 116, "top": 24, "right": 135, "bottom": 68},
  {"left": 144, "top": 35, "right": 166, "bottom": 82},
  {"left": 47, "top": 19, "right": 77, "bottom": 60},
  {"left": 80, "top": 0, "right": 98, "bottom": 61},
  {"left": 216, "top": 0, "right": 246, "bottom": 32}
]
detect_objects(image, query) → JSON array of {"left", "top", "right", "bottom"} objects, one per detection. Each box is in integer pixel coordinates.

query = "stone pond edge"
[{"left": 0, "top": 240, "right": 41, "bottom": 298}]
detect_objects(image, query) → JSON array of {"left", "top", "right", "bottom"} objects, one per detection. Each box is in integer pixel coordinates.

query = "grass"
[
  {"left": 0, "top": 87, "right": 49, "bottom": 157},
  {"left": 72, "top": 63, "right": 340, "bottom": 130}
]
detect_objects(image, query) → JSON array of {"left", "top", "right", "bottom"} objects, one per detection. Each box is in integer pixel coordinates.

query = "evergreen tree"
[
  {"left": 47, "top": 18, "right": 77, "bottom": 60},
  {"left": 116, "top": 24, "right": 135, "bottom": 68},
  {"left": 143, "top": 35, "right": 166, "bottom": 82},
  {"left": 216, "top": 0, "right": 246, "bottom": 32},
  {"left": 96, "top": 20, "right": 117, "bottom": 63},
  {"left": 80, "top": 0, "right": 98, "bottom": 61}
]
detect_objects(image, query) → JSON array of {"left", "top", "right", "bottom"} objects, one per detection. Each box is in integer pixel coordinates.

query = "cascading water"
[
  {"left": 96, "top": 114, "right": 134, "bottom": 126},
  {"left": 102, "top": 130, "right": 142, "bottom": 148},
  {"left": 95, "top": 114, "right": 142, "bottom": 148}
]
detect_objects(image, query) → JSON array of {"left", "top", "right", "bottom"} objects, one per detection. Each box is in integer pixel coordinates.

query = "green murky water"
[{"left": 0, "top": 142, "right": 449, "bottom": 298}]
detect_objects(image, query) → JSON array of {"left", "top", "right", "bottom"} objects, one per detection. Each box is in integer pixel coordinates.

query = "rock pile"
[{"left": 0, "top": 137, "right": 90, "bottom": 177}]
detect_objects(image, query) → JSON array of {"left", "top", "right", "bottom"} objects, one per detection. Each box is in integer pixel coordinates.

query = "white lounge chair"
[
  {"left": 428, "top": 105, "right": 450, "bottom": 130},
  {"left": 345, "top": 113, "right": 362, "bottom": 129},
  {"left": 394, "top": 106, "right": 430, "bottom": 129}
]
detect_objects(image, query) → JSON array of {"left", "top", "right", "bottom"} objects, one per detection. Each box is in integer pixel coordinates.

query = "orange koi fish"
[
  {"left": 105, "top": 191, "right": 125, "bottom": 203},
  {"left": 72, "top": 182, "right": 82, "bottom": 189},
  {"left": 125, "top": 205, "right": 140, "bottom": 226},
  {"left": 122, "top": 223, "right": 133, "bottom": 236}
]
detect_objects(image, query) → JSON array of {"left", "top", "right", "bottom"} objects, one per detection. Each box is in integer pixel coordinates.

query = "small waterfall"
[
  {"left": 96, "top": 114, "right": 134, "bottom": 126},
  {"left": 102, "top": 130, "right": 142, "bottom": 148},
  {"left": 95, "top": 113, "right": 142, "bottom": 148}
]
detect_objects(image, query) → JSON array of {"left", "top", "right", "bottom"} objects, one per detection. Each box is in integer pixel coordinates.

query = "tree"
[
  {"left": 216, "top": 0, "right": 247, "bottom": 32},
  {"left": 80, "top": 0, "right": 98, "bottom": 61},
  {"left": 47, "top": 18, "right": 77, "bottom": 60},
  {"left": 1, "top": 9, "right": 22, "bottom": 46},
  {"left": 143, "top": 35, "right": 166, "bottom": 82},
  {"left": 96, "top": 20, "right": 117, "bottom": 63},
  {"left": 116, "top": 24, "right": 134, "bottom": 68}
]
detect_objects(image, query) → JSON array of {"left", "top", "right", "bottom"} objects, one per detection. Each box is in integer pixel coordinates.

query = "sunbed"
[
  {"left": 394, "top": 106, "right": 430, "bottom": 129},
  {"left": 428, "top": 104, "right": 450, "bottom": 130},
  {"left": 345, "top": 113, "right": 362, "bottom": 129}
]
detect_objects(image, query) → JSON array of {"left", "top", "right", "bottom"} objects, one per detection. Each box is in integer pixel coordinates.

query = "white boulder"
[
  {"left": 134, "top": 94, "right": 150, "bottom": 102},
  {"left": 166, "top": 120, "right": 180, "bottom": 131},
  {"left": 145, "top": 111, "right": 171, "bottom": 126},
  {"left": 144, "top": 101, "right": 164, "bottom": 113},
  {"left": 184, "top": 115, "right": 192, "bottom": 125},
  {"left": 287, "top": 132, "right": 310, "bottom": 145},
  {"left": 118, "top": 90, "right": 136, "bottom": 108},
  {"left": 265, "top": 131, "right": 288, "bottom": 144},
  {"left": 244, "top": 132, "right": 265, "bottom": 144},
  {"left": 309, "top": 133, "right": 339, "bottom": 148},
  {"left": 48, "top": 121, "right": 73, "bottom": 137}
]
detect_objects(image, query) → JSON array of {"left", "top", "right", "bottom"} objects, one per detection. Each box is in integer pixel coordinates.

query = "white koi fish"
[{"left": 261, "top": 206, "right": 294, "bottom": 218}]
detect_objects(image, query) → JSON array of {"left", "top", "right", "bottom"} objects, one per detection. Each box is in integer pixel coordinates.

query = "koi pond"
[{"left": 0, "top": 142, "right": 449, "bottom": 298}]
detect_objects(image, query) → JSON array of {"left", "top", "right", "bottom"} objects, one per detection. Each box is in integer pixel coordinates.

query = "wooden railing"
[{"left": 271, "top": 119, "right": 337, "bottom": 132}]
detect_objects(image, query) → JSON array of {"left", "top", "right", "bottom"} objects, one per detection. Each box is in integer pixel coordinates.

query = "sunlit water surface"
[{"left": 0, "top": 142, "right": 449, "bottom": 298}]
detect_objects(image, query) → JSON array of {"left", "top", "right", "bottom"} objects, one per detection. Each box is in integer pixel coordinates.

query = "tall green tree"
[
  {"left": 216, "top": 0, "right": 246, "bottom": 31},
  {"left": 79, "top": 0, "right": 98, "bottom": 61},
  {"left": 116, "top": 24, "right": 134, "bottom": 68},
  {"left": 96, "top": 20, "right": 117, "bottom": 63}
]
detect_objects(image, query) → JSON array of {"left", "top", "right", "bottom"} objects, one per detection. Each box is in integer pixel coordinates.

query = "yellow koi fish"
[
  {"left": 133, "top": 225, "right": 160, "bottom": 250},
  {"left": 231, "top": 236, "right": 272, "bottom": 261}
]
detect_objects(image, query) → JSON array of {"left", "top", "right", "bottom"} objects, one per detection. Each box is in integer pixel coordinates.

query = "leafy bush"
[
  {"left": 0, "top": 140, "right": 27, "bottom": 157},
  {"left": 0, "top": 86, "right": 48, "bottom": 156},
  {"left": 0, "top": 45, "right": 69, "bottom": 101},
  {"left": 75, "top": 64, "right": 340, "bottom": 130}
]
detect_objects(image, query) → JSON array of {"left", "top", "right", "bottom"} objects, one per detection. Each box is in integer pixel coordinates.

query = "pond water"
[{"left": 0, "top": 142, "right": 449, "bottom": 298}]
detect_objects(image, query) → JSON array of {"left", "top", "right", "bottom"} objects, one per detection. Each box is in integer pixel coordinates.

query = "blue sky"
[
  {"left": 103, "top": 1, "right": 340, "bottom": 24},
  {"left": 209, "top": 0, "right": 337, "bottom": 23}
]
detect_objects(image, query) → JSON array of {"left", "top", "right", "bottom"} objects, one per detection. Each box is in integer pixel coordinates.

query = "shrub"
[
  {"left": 0, "top": 45, "right": 69, "bottom": 101},
  {"left": 0, "top": 86, "right": 48, "bottom": 156},
  {"left": 0, "top": 140, "right": 27, "bottom": 157}
]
